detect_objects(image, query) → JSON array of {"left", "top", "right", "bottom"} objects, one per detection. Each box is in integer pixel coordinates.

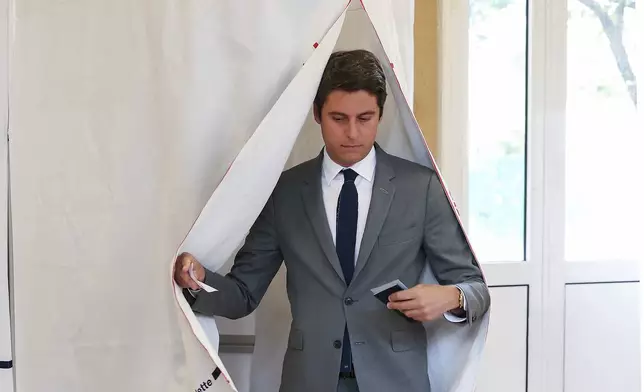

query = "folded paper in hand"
[{"left": 190, "top": 263, "right": 218, "bottom": 293}]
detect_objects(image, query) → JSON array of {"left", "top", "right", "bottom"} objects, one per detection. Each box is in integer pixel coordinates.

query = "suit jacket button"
[
  {"left": 333, "top": 340, "right": 342, "bottom": 349},
  {"left": 344, "top": 297, "right": 354, "bottom": 306}
]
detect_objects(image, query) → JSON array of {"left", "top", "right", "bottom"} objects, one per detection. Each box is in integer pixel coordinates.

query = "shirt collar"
[{"left": 322, "top": 145, "right": 376, "bottom": 186}]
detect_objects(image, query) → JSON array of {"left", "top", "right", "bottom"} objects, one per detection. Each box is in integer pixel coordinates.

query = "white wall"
[
  {"left": 477, "top": 286, "right": 528, "bottom": 392},
  {"left": 564, "top": 282, "right": 640, "bottom": 392}
]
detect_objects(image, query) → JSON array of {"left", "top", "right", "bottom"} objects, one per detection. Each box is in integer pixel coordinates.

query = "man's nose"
[{"left": 346, "top": 119, "right": 359, "bottom": 139}]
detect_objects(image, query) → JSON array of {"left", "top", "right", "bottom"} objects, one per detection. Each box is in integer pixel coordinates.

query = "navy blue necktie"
[{"left": 336, "top": 169, "right": 358, "bottom": 373}]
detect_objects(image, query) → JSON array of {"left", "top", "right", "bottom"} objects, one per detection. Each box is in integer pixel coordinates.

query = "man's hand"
[
  {"left": 173, "top": 252, "right": 205, "bottom": 290},
  {"left": 387, "top": 284, "right": 460, "bottom": 322}
]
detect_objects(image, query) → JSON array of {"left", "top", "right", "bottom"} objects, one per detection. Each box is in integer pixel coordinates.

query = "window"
[
  {"left": 565, "top": 0, "right": 639, "bottom": 261},
  {"left": 467, "top": 0, "right": 528, "bottom": 262}
]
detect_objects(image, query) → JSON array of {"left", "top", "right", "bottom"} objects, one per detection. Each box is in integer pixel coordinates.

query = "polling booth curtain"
[{"left": 8, "top": 0, "right": 488, "bottom": 391}]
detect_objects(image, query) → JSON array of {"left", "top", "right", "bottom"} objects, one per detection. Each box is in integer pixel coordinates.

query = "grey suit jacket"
[{"left": 188, "top": 145, "right": 490, "bottom": 392}]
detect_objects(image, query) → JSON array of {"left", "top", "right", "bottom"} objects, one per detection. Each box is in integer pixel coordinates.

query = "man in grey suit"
[{"left": 174, "top": 49, "right": 490, "bottom": 392}]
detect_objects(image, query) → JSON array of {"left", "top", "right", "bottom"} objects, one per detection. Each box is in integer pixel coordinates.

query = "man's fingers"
[
  {"left": 389, "top": 287, "right": 418, "bottom": 302},
  {"left": 175, "top": 271, "right": 189, "bottom": 288},
  {"left": 187, "top": 279, "right": 199, "bottom": 291},
  {"left": 173, "top": 252, "right": 204, "bottom": 291},
  {"left": 388, "top": 299, "right": 420, "bottom": 311},
  {"left": 180, "top": 273, "right": 199, "bottom": 290},
  {"left": 174, "top": 262, "right": 198, "bottom": 290},
  {"left": 403, "top": 309, "right": 423, "bottom": 320},
  {"left": 175, "top": 253, "right": 195, "bottom": 276},
  {"left": 180, "top": 253, "right": 192, "bottom": 267}
]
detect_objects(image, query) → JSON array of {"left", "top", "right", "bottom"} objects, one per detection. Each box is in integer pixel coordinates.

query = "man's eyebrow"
[
  {"left": 358, "top": 110, "right": 377, "bottom": 117},
  {"left": 327, "top": 110, "right": 377, "bottom": 117}
]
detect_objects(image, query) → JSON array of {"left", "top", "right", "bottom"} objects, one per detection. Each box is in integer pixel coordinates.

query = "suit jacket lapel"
[
  {"left": 353, "top": 147, "right": 395, "bottom": 281},
  {"left": 301, "top": 154, "right": 346, "bottom": 284}
]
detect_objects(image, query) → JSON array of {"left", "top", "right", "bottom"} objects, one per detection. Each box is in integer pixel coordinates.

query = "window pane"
[
  {"left": 468, "top": 0, "right": 527, "bottom": 262},
  {"left": 565, "top": 0, "right": 639, "bottom": 261}
]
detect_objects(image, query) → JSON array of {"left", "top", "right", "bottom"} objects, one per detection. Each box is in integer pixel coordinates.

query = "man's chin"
[{"left": 338, "top": 150, "right": 368, "bottom": 166}]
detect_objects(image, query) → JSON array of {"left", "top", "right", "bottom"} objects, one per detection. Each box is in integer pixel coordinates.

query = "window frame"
[{"left": 437, "top": 0, "right": 641, "bottom": 391}]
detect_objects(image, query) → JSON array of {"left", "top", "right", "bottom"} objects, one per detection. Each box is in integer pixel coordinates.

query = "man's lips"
[{"left": 341, "top": 144, "right": 362, "bottom": 148}]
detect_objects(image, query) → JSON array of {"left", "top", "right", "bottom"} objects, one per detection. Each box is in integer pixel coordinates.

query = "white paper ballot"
[{"left": 190, "top": 263, "right": 217, "bottom": 293}]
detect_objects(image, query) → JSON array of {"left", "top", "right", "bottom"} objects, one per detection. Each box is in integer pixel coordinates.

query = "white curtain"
[{"left": 8, "top": 0, "right": 488, "bottom": 391}]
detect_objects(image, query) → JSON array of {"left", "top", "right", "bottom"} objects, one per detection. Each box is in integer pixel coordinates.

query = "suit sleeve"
[
  {"left": 190, "top": 195, "right": 284, "bottom": 319},
  {"left": 423, "top": 172, "right": 490, "bottom": 324}
]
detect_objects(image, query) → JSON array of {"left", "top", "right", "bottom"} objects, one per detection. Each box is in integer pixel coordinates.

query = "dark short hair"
[{"left": 314, "top": 49, "right": 387, "bottom": 118}]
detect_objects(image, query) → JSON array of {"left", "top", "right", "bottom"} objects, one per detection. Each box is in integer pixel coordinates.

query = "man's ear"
[{"left": 313, "top": 105, "right": 321, "bottom": 124}]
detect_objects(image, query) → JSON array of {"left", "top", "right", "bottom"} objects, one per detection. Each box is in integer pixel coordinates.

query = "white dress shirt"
[{"left": 321, "top": 146, "right": 376, "bottom": 260}]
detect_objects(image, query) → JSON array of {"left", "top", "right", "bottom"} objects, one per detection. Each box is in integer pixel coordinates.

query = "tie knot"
[{"left": 342, "top": 169, "right": 358, "bottom": 183}]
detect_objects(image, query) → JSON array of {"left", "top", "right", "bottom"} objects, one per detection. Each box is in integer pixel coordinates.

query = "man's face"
[{"left": 315, "top": 89, "right": 380, "bottom": 167}]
